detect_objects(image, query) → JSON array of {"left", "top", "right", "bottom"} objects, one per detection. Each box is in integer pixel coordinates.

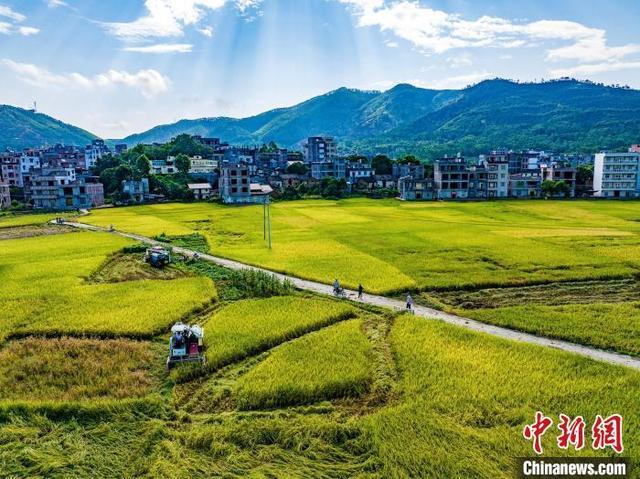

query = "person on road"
[
  {"left": 406, "top": 294, "right": 414, "bottom": 312},
  {"left": 358, "top": 283, "right": 364, "bottom": 300},
  {"left": 333, "top": 278, "right": 341, "bottom": 295}
]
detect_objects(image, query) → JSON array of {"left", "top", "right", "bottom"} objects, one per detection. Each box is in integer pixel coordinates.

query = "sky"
[{"left": 1, "top": 0, "right": 640, "bottom": 139}]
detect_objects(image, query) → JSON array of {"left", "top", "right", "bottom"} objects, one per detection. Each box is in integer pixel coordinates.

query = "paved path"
[{"left": 62, "top": 220, "right": 640, "bottom": 371}]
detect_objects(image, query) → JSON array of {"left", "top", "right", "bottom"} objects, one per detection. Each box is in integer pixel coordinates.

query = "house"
[
  {"left": 392, "top": 162, "right": 425, "bottom": 180},
  {"left": 219, "top": 161, "right": 251, "bottom": 203},
  {"left": 0, "top": 156, "right": 21, "bottom": 187},
  {"left": 509, "top": 172, "right": 542, "bottom": 198},
  {"left": 0, "top": 180, "right": 10, "bottom": 208},
  {"left": 373, "top": 174, "right": 397, "bottom": 190},
  {"left": 593, "top": 152, "right": 640, "bottom": 198},
  {"left": 398, "top": 175, "right": 434, "bottom": 200},
  {"left": 346, "top": 159, "right": 375, "bottom": 182},
  {"left": 30, "top": 169, "right": 104, "bottom": 210},
  {"left": 189, "top": 156, "right": 218, "bottom": 175},
  {"left": 187, "top": 183, "right": 213, "bottom": 200},
  {"left": 84, "top": 139, "right": 111, "bottom": 169},
  {"left": 471, "top": 158, "right": 509, "bottom": 198},
  {"left": 152, "top": 157, "right": 177, "bottom": 175},
  {"left": 122, "top": 178, "right": 150, "bottom": 203},
  {"left": 311, "top": 159, "right": 346, "bottom": 180},
  {"left": 304, "top": 137, "right": 337, "bottom": 164},
  {"left": 540, "top": 164, "right": 577, "bottom": 197},
  {"left": 434, "top": 156, "right": 470, "bottom": 199}
]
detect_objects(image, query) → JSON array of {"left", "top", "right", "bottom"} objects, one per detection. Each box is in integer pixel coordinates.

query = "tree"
[
  {"left": 175, "top": 154, "right": 191, "bottom": 175},
  {"left": 135, "top": 154, "right": 151, "bottom": 177},
  {"left": 541, "top": 179, "right": 556, "bottom": 198},
  {"left": 286, "top": 162, "right": 308, "bottom": 175},
  {"left": 398, "top": 154, "right": 420, "bottom": 164},
  {"left": 576, "top": 164, "right": 593, "bottom": 185},
  {"left": 372, "top": 154, "right": 392, "bottom": 175}
]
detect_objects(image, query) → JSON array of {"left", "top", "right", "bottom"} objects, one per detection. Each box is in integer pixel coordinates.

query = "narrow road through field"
[{"left": 61, "top": 220, "right": 640, "bottom": 371}]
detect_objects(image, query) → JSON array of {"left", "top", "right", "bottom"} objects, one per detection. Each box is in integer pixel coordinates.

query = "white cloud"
[
  {"left": 234, "top": 0, "right": 261, "bottom": 13},
  {"left": 123, "top": 42, "right": 193, "bottom": 53},
  {"left": 447, "top": 53, "right": 473, "bottom": 68},
  {"left": 18, "top": 26, "right": 39, "bottom": 36},
  {"left": 198, "top": 26, "right": 213, "bottom": 37},
  {"left": 0, "top": 4, "right": 39, "bottom": 36},
  {"left": 550, "top": 61, "right": 640, "bottom": 77},
  {"left": 340, "top": 0, "right": 640, "bottom": 67},
  {"left": 1, "top": 59, "right": 171, "bottom": 97},
  {"left": 102, "top": 0, "right": 226, "bottom": 41},
  {"left": 46, "top": 0, "right": 68, "bottom": 7},
  {"left": 385, "top": 41, "right": 398, "bottom": 48},
  {"left": 0, "top": 5, "right": 25, "bottom": 22}
]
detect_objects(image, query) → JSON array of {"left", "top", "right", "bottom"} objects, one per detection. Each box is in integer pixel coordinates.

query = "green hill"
[
  {"left": 0, "top": 105, "right": 97, "bottom": 150},
  {"left": 120, "top": 79, "right": 640, "bottom": 155}
]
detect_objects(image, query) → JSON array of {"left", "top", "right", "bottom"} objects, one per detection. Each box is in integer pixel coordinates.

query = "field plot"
[
  {"left": 0, "top": 232, "right": 215, "bottom": 341},
  {"left": 0, "top": 212, "right": 62, "bottom": 228},
  {"left": 0, "top": 337, "right": 163, "bottom": 402},
  {"left": 235, "top": 319, "right": 371, "bottom": 409},
  {"left": 85, "top": 199, "right": 640, "bottom": 294},
  {"left": 364, "top": 316, "right": 640, "bottom": 478},
  {"left": 204, "top": 295, "right": 355, "bottom": 369}
]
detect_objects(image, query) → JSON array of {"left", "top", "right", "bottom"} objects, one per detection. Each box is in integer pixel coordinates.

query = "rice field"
[
  {"left": 363, "top": 316, "right": 640, "bottom": 478},
  {"left": 234, "top": 319, "right": 371, "bottom": 409},
  {"left": 84, "top": 199, "right": 640, "bottom": 294},
  {"left": 0, "top": 212, "right": 61, "bottom": 228},
  {"left": 0, "top": 337, "right": 163, "bottom": 402},
  {"left": 0, "top": 232, "right": 216, "bottom": 341},
  {"left": 203, "top": 295, "right": 355, "bottom": 369}
]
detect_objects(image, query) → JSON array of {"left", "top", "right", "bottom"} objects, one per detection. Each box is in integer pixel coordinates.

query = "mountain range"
[
  {"left": 0, "top": 105, "right": 96, "bottom": 151},
  {"left": 2, "top": 79, "right": 640, "bottom": 156}
]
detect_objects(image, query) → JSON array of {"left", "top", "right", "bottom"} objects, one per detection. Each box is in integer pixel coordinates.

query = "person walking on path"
[
  {"left": 358, "top": 283, "right": 364, "bottom": 300},
  {"left": 406, "top": 294, "right": 414, "bottom": 312}
]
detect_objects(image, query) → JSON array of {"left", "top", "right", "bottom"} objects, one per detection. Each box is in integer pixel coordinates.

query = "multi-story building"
[
  {"left": 483, "top": 159, "right": 509, "bottom": 198},
  {"left": 122, "top": 178, "right": 150, "bottom": 203},
  {"left": 304, "top": 137, "right": 337, "bottom": 164},
  {"left": 434, "top": 156, "right": 470, "bottom": 199},
  {"left": 392, "top": 162, "right": 425, "bottom": 180},
  {"left": 187, "top": 183, "right": 213, "bottom": 200},
  {"left": 30, "top": 168, "right": 104, "bottom": 210},
  {"left": 346, "top": 159, "right": 375, "bottom": 182},
  {"left": 310, "top": 158, "right": 346, "bottom": 180},
  {"left": 219, "top": 161, "right": 251, "bottom": 204},
  {"left": 151, "top": 158, "right": 177, "bottom": 175},
  {"left": 398, "top": 175, "right": 434, "bottom": 200},
  {"left": 84, "top": 139, "right": 111, "bottom": 169},
  {"left": 0, "top": 156, "right": 21, "bottom": 187},
  {"left": 115, "top": 143, "right": 128, "bottom": 155},
  {"left": 0, "top": 180, "right": 10, "bottom": 208},
  {"left": 509, "top": 172, "right": 542, "bottom": 198},
  {"left": 593, "top": 152, "right": 640, "bottom": 198},
  {"left": 540, "top": 164, "right": 577, "bottom": 197},
  {"left": 189, "top": 156, "right": 218, "bottom": 175}
]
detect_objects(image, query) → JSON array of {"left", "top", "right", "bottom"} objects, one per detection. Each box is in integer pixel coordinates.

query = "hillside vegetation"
[
  {"left": 120, "top": 79, "right": 640, "bottom": 155},
  {"left": 0, "top": 104, "right": 96, "bottom": 150}
]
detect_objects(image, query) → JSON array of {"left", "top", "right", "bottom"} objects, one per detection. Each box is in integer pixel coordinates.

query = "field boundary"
[{"left": 59, "top": 220, "right": 640, "bottom": 371}]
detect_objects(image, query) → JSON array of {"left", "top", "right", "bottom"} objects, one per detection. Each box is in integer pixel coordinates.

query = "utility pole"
[{"left": 263, "top": 195, "right": 272, "bottom": 249}]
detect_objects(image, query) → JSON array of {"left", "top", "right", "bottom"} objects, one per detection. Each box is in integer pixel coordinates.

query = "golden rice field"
[
  {"left": 0, "top": 212, "right": 61, "bottom": 228},
  {"left": 0, "top": 337, "right": 163, "bottom": 402},
  {"left": 84, "top": 199, "right": 640, "bottom": 294},
  {"left": 203, "top": 295, "right": 355, "bottom": 369},
  {"left": 234, "top": 319, "right": 371, "bottom": 409},
  {"left": 0, "top": 231, "right": 216, "bottom": 341}
]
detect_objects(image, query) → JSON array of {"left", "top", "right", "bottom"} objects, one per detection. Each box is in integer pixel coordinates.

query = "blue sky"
[{"left": 1, "top": 0, "right": 640, "bottom": 138}]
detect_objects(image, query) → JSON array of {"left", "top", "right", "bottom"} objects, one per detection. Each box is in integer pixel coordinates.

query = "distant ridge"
[
  {"left": 0, "top": 105, "right": 97, "bottom": 150},
  {"left": 118, "top": 79, "right": 640, "bottom": 156}
]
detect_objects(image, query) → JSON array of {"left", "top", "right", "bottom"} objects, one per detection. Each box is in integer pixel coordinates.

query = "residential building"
[
  {"left": 122, "top": 178, "right": 150, "bottom": 203},
  {"left": 189, "top": 156, "right": 218, "bottom": 175},
  {"left": 219, "top": 161, "right": 251, "bottom": 204},
  {"left": 434, "top": 156, "right": 470, "bottom": 199},
  {"left": 151, "top": 157, "right": 177, "bottom": 175},
  {"left": 84, "top": 139, "right": 111, "bottom": 169},
  {"left": 478, "top": 158, "right": 509, "bottom": 198},
  {"left": 304, "top": 137, "right": 337, "bottom": 164},
  {"left": 187, "top": 182, "right": 213, "bottom": 200},
  {"left": 30, "top": 168, "right": 104, "bottom": 210},
  {"left": 115, "top": 144, "right": 128, "bottom": 155},
  {"left": 398, "top": 175, "right": 434, "bottom": 200},
  {"left": 509, "top": 172, "right": 542, "bottom": 198},
  {"left": 346, "top": 159, "right": 375, "bottom": 181},
  {"left": 373, "top": 175, "right": 397, "bottom": 190},
  {"left": 392, "top": 162, "right": 425, "bottom": 180},
  {"left": 311, "top": 158, "right": 346, "bottom": 180},
  {"left": 593, "top": 152, "right": 640, "bottom": 198},
  {"left": 0, "top": 156, "right": 21, "bottom": 187},
  {"left": 540, "top": 164, "right": 577, "bottom": 197},
  {"left": 0, "top": 180, "right": 10, "bottom": 208}
]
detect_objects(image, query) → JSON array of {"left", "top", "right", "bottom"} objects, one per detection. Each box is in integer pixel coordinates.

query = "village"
[{"left": 1, "top": 134, "right": 638, "bottom": 211}]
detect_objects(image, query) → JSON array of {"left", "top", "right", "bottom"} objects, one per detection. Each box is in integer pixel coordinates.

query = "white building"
[
  {"left": 593, "top": 152, "right": 640, "bottom": 198},
  {"left": 189, "top": 156, "right": 218, "bottom": 175}
]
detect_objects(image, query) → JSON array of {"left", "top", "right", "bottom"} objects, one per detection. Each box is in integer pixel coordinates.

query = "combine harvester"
[
  {"left": 144, "top": 246, "right": 171, "bottom": 269},
  {"left": 167, "top": 323, "right": 206, "bottom": 370}
]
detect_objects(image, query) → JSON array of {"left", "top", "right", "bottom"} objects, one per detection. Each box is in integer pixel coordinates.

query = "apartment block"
[{"left": 593, "top": 152, "right": 640, "bottom": 198}]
